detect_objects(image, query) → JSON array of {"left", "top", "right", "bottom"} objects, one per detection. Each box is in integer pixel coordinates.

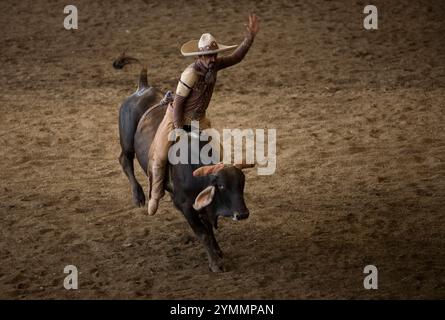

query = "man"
[{"left": 147, "top": 14, "right": 260, "bottom": 215}]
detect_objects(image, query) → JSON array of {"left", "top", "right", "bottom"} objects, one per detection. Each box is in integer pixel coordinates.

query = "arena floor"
[{"left": 0, "top": 0, "right": 444, "bottom": 298}]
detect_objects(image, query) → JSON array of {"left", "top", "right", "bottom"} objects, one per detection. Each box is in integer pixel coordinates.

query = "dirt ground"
[{"left": 0, "top": 0, "right": 444, "bottom": 299}]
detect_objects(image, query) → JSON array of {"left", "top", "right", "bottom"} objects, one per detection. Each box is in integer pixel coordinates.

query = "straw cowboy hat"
[{"left": 180, "top": 33, "right": 238, "bottom": 56}]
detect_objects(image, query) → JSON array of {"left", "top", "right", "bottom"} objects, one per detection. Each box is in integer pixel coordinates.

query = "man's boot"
[
  {"left": 147, "top": 160, "right": 165, "bottom": 215},
  {"left": 148, "top": 198, "right": 159, "bottom": 215}
]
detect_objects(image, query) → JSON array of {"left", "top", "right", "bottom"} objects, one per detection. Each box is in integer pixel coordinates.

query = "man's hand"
[{"left": 246, "top": 14, "right": 260, "bottom": 37}]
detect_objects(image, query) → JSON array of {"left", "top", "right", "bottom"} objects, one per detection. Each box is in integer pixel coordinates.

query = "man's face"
[{"left": 200, "top": 54, "right": 218, "bottom": 69}]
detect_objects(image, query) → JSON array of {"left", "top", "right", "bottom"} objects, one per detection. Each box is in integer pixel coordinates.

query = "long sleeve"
[
  {"left": 216, "top": 33, "right": 254, "bottom": 70},
  {"left": 172, "top": 95, "right": 187, "bottom": 129},
  {"left": 172, "top": 66, "right": 198, "bottom": 128}
]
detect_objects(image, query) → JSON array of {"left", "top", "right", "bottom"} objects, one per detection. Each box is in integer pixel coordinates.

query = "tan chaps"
[{"left": 147, "top": 106, "right": 213, "bottom": 200}]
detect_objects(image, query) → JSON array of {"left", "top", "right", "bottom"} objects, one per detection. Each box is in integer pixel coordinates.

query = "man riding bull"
[{"left": 147, "top": 14, "right": 260, "bottom": 215}]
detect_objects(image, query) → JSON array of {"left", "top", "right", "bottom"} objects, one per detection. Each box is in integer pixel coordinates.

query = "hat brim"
[{"left": 181, "top": 40, "right": 238, "bottom": 57}]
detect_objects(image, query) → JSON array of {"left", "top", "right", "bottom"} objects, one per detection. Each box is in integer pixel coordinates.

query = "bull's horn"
[
  {"left": 193, "top": 163, "right": 225, "bottom": 177},
  {"left": 234, "top": 162, "right": 255, "bottom": 170}
]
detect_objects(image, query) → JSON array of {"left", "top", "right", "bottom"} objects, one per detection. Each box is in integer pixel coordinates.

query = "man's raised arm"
[{"left": 217, "top": 14, "right": 260, "bottom": 70}]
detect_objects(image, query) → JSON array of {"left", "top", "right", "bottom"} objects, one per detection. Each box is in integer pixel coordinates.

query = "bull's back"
[
  {"left": 119, "top": 87, "right": 162, "bottom": 153},
  {"left": 134, "top": 103, "right": 168, "bottom": 174}
]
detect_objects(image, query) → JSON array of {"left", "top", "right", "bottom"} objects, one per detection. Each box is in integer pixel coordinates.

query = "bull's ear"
[
  {"left": 193, "top": 163, "right": 225, "bottom": 177},
  {"left": 193, "top": 186, "right": 216, "bottom": 211}
]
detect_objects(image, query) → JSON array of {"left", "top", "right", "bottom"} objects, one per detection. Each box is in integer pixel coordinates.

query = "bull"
[{"left": 117, "top": 65, "right": 252, "bottom": 272}]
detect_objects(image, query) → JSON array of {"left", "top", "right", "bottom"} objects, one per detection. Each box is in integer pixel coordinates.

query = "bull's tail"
[
  {"left": 138, "top": 67, "right": 149, "bottom": 91},
  {"left": 113, "top": 51, "right": 149, "bottom": 90},
  {"left": 112, "top": 51, "right": 142, "bottom": 69}
]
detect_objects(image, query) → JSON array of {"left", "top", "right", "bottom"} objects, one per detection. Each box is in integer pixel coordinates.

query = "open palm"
[{"left": 246, "top": 14, "right": 260, "bottom": 37}]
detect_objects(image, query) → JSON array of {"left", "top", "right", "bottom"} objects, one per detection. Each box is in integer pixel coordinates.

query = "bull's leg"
[
  {"left": 201, "top": 217, "right": 223, "bottom": 259},
  {"left": 213, "top": 235, "right": 223, "bottom": 259},
  {"left": 183, "top": 207, "right": 224, "bottom": 272},
  {"left": 119, "top": 151, "right": 145, "bottom": 207}
]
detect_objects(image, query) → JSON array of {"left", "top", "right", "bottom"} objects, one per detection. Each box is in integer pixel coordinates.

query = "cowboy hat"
[{"left": 180, "top": 33, "right": 238, "bottom": 57}]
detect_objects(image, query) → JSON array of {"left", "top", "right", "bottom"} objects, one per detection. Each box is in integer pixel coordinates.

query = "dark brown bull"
[{"left": 117, "top": 63, "right": 252, "bottom": 272}]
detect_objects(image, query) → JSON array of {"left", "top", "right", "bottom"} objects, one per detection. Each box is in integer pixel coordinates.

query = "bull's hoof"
[
  {"left": 209, "top": 260, "right": 225, "bottom": 273},
  {"left": 215, "top": 248, "right": 223, "bottom": 259},
  {"left": 132, "top": 184, "right": 146, "bottom": 207}
]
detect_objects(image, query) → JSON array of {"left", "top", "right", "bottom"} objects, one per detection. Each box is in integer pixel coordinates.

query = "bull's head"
[{"left": 192, "top": 163, "right": 254, "bottom": 221}]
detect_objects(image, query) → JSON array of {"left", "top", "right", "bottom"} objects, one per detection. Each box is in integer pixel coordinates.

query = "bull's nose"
[{"left": 233, "top": 211, "right": 249, "bottom": 221}]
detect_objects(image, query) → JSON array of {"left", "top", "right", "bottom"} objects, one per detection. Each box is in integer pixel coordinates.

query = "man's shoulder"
[
  {"left": 182, "top": 63, "right": 198, "bottom": 74},
  {"left": 180, "top": 63, "right": 201, "bottom": 86},
  {"left": 182, "top": 62, "right": 205, "bottom": 74}
]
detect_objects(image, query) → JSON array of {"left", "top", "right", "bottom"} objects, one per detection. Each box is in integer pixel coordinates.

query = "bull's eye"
[{"left": 218, "top": 185, "right": 225, "bottom": 190}]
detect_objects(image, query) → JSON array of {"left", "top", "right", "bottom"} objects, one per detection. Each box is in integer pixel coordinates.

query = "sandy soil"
[{"left": 0, "top": 0, "right": 444, "bottom": 299}]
